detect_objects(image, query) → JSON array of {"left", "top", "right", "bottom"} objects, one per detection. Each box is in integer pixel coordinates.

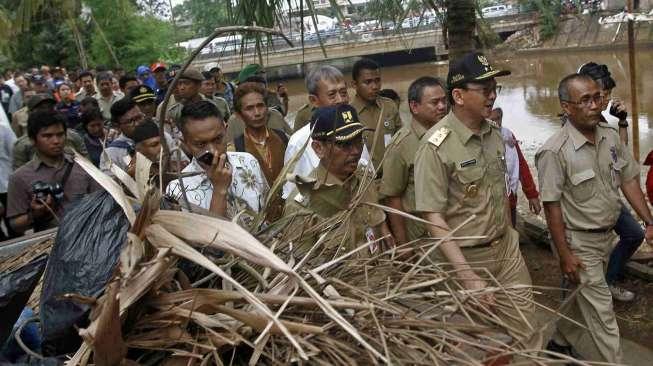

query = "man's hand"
[
  {"left": 560, "top": 252, "right": 585, "bottom": 284},
  {"left": 645, "top": 225, "right": 653, "bottom": 248},
  {"left": 277, "top": 83, "right": 288, "bottom": 100},
  {"left": 461, "top": 271, "right": 495, "bottom": 306},
  {"left": 31, "top": 195, "right": 54, "bottom": 220},
  {"left": 528, "top": 198, "right": 542, "bottom": 215},
  {"left": 610, "top": 98, "right": 628, "bottom": 121},
  {"left": 208, "top": 153, "right": 232, "bottom": 194}
]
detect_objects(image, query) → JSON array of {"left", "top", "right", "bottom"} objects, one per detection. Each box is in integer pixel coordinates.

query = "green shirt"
[
  {"left": 284, "top": 164, "right": 386, "bottom": 257},
  {"left": 351, "top": 95, "right": 402, "bottom": 170},
  {"left": 414, "top": 111, "right": 508, "bottom": 248},
  {"left": 379, "top": 118, "right": 429, "bottom": 241}
]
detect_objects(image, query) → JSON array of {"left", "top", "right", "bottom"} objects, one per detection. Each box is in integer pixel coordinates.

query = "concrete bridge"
[{"left": 193, "top": 13, "right": 539, "bottom": 74}]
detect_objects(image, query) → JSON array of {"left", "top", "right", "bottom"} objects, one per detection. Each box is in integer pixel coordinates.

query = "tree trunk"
[{"left": 446, "top": 0, "right": 476, "bottom": 63}]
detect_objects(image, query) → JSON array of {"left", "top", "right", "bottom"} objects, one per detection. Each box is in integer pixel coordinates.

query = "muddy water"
[{"left": 284, "top": 50, "right": 653, "bottom": 165}]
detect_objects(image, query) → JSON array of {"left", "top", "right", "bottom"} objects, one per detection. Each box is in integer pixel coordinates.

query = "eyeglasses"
[
  {"left": 464, "top": 84, "right": 502, "bottom": 97},
  {"left": 563, "top": 93, "right": 604, "bottom": 108},
  {"left": 120, "top": 112, "right": 145, "bottom": 126}
]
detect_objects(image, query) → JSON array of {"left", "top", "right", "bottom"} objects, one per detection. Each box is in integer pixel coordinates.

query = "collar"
[
  {"left": 409, "top": 118, "right": 429, "bottom": 140},
  {"left": 99, "top": 93, "right": 116, "bottom": 101},
  {"left": 312, "top": 163, "right": 358, "bottom": 190},
  {"left": 565, "top": 121, "right": 605, "bottom": 151},
  {"left": 351, "top": 94, "right": 379, "bottom": 113},
  {"left": 245, "top": 127, "right": 270, "bottom": 145},
  {"left": 29, "top": 152, "right": 73, "bottom": 171},
  {"left": 445, "top": 111, "right": 492, "bottom": 145}
]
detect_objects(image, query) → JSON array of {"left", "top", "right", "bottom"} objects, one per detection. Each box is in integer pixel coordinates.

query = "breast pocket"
[
  {"left": 569, "top": 169, "right": 596, "bottom": 203},
  {"left": 456, "top": 166, "right": 485, "bottom": 204}
]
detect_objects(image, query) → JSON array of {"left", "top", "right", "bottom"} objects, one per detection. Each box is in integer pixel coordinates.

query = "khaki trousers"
[
  {"left": 554, "top": 229, "right": 622, "bottom": 363},
  {"left": 434, "top": 227, "right": 542, "bottom": 352}
]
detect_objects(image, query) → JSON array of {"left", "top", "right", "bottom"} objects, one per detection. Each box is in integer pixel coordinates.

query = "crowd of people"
[{"left": 1, "top": 52, "right": 652, "bottom": 363}]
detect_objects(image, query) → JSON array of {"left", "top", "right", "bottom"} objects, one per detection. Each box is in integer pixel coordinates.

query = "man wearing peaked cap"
[
  {"left": 283, "top": 104, "right": 394, "bottom": 261},
  {"left": 413, "top": 51, "right": 542, "bottom": 354},
  {"left": 129, "top": 85, "right": 157, "bottom": 119},
  {"left": 237, "top": 63, "right": 288, "bottom": 116}
]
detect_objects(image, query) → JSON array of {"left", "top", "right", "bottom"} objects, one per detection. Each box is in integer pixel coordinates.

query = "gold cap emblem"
[{"left": 341, "top": 111, "right": 353, "bottom": 123}]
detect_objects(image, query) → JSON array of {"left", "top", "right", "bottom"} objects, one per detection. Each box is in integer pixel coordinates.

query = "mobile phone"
[{"left": 197, "top": 150, "right": 214, "bottom": 165}]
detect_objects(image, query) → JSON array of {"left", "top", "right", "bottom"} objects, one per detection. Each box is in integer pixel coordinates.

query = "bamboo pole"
[{"left": 627, "top": 0, "right": 639, "bottom": 160}]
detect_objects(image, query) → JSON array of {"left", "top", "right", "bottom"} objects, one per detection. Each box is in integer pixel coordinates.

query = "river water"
[{"left": 284, "top": 49, "right": 653, "bottom": 166}]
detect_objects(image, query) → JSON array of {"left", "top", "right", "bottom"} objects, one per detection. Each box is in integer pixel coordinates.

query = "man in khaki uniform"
[
  {"left": 10, "top": 88, "right": 36, "bottom": 137},
  {"left": 350, "top": 58, "right": 402, "bottom": 170},
  {"left": 414, "top": 52, "right": 540, "bottom": 352},
  {"left": 536, "top": 73, "right": 653, "bottom": 362},
  {"left": 284, "top": 104, "right": 393, "bottom": 260},
  {"left": 380, "top": 76, "right": 448, "bottom": 245}
]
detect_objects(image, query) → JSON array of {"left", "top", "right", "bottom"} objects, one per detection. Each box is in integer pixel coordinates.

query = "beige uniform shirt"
[
  {"left": 379, "top": 118, "right": 428, "bottom": 241},
  {"left": 226, "top": 109, "right": 290, "bottom": 142},
  {"left": 535, "top": 121, "right": 639, "bottom": 231},
  {"left": 10, "top": 106, "right": 28, "bottom": 137},
  {"left": 293, "top": 103, "right": 314, "bottom": 133},
  {"left": 414, "top": 112, "right": 509, "bottom": 247},
  {"left": 351, "top": 95, "right": 402, "bottom": 169},
  {"left": 284, "top": 164, "right": 386, "bottom": 256},
  {"left": 157, "top": 94, "right": 221, "bottom": 129}
]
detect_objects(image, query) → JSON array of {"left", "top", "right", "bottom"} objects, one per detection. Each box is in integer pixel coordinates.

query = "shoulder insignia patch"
[
  {"left": 487, "top": 119, "right": 500, "bottom": 129},
  {"left": 427, "top": 127, "right": 451, "bottom": 147}
]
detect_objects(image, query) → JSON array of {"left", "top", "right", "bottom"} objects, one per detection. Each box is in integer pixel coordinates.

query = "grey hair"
[
  {"left": 305, "top": 65, "right": 344, "bottom": 95},
  {"left": 558, "top": 73, "right": 595, "bottom": 102}
]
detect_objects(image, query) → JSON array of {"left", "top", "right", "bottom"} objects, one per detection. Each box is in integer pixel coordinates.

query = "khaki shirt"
[
  {"left": 535, "top": 121, "right": 639, "bottom": 231},
  {"left": 351, "top": 95, "right": 402, "bottom": 169},
  {"left": 284, "top": 164, "right": 386, "bottom": 256},
  {"left": 157, "top": 94, "right": 221, "bottom": 128},
  {"left": 10, "top": 106, "right": 28, "bottom": 137},
  {"left": 293, "top": 103, "right": 314, "bottom": 133},
  {"left": 12, "top": 129, "right": 89, "bottom": 171},
  {"left": 414, "top": 112, "right": 509, "bottom": 247},
  {"left": 226, "top": 109, "right": 290, "bottom": 142},
  {"left": 379, "top": 118, "right": 429, "bottom": 241}
]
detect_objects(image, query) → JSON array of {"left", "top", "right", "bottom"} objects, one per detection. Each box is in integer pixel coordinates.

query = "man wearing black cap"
[
  {"left": 414, "top": 52, "right": 540, "bottom": 352},
  {"left": 579, "top": 62, "right": 643, "bottom": 303},
  {"left": 156, "top": 68, "right": 222, "bottom": 136},
  {"left": 130, "top": 85, "right": 158, "bottom": 119},
  {"left": 12, "top": 94, "right": 88, "bottom": 170},
  {"left": 283, "top": 104, "right": 393, "bottom": 259}
]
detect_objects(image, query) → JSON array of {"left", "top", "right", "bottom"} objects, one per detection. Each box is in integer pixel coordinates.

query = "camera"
[{"left": 31, "top": 181, "right": 64, "bottom": 203}]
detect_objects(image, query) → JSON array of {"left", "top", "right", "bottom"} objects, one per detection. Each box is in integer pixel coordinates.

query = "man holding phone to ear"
[{"left": 165, "top": 100, "right": 268, "bottom": 225}]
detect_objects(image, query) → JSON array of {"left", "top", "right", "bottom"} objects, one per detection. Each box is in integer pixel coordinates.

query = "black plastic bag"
[
  {"left": 39, "top": 190, "right": 129, "bottom": 356},
  {"left": 0, "top": 254, "right": 48, "bottom": 348}
]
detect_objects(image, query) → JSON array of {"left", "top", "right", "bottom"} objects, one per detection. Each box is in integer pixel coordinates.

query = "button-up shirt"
[
  {"left": 536, "top": 121, "right": 639, "bottom": 231},
  {"left": 414, "top": 112, "right": 509, "bottom": 247},
  {"left": 165, "top": 152, "right": 269, "bottom": 224},
  {"left": 95, "top": 93, "right": 121, "bottom": 121},
  {"left": 282, "top": 124, "right": 373, "bottom": 199},
  {"left": 351, "top": 95, "right": 402, "bottom": 169}
]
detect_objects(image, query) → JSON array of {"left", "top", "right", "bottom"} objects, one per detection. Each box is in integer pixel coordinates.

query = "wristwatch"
[{"left": 618, "top": 120, "right": 629, "bottom": 127}]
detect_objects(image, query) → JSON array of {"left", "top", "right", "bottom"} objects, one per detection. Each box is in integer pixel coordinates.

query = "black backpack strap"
[
  {"left": 60, "top": 159, "right": 75, "bottom": 189},
  {"left": 233, "top": 134, "right": 245, "bottom": 152},
  {"left": 272, "top": 128, "right": 289, "bottom": 145}
]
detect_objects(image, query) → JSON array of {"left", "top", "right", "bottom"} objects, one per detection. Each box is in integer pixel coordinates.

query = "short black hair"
[
  {"left": 202, "top": 71, "right": 213, "bottom": 81},
  {"left": 110, "top": 97, "right": 136, "bottom": 124},
  {"left": 80, "top": 107, "right": 104, "bottom": 127},
  {"left": 379, "top": 89, "right": 400, "bottom": 103},
  {"left": 78, "top": 71, "right": 93, "bottom": 80},
  {"left": 408, "top": 77, "right": 445, "bottom": 104},
  {"left": 96, "top": 71, "right": 112, "bottom": 84},
  {"left": 352, "top": 58, "right": 380, "bottom": 81},
  {"left": 179, "top": 100, "right": 223, "bottom": 132},
  {"left": 119, "top": 74, "right": 138, "bottom": 89},
  {"left": 27, "top": 110, "right": 67, "bottom": 140},
  {"left": 80, "top": 96, "right": 100, "bottom": 109}
]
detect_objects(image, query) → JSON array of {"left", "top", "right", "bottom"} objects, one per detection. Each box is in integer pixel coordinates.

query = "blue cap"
[{"left": 310, "top": 104, "right": 373, "bottom": 142}]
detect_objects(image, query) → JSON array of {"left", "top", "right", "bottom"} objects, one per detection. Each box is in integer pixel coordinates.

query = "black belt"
[{"left": 569, "top": 226, "right": 614, "bottom": 234}]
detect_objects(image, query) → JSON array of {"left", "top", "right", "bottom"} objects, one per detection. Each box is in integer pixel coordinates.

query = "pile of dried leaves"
[{"left": 4, "top": 151, "right": 587, "bottom": 366}]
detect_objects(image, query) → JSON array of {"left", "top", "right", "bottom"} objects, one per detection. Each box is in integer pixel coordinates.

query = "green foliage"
[
  {"left": 172, "top": 0, "right": 231, "bottom": 37},
  {"left": 519, "top": 0, "right": 562, "bottom": 39}
]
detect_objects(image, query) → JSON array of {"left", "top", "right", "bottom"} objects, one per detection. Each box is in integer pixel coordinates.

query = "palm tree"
[{"left": 445, "top": 0, "right": 476, "bottom": 63}]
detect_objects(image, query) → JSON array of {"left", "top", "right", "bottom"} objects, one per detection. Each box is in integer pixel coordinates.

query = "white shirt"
[
  {"left": 0, "top": 104, "right": 16, "bottom": 193},
  {"left": 500, "top": 126, "right": 519, "bottom": 194},
  {"left": 166, "top": 152, "right": 269, "bottom": 219},
  {"left": 281, "top": 124, "right": 373, "bottom": 198}
]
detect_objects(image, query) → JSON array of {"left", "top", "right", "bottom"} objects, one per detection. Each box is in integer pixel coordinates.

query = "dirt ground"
[{"left": 520, "top": 241, "right": 653, "bottom": 349}]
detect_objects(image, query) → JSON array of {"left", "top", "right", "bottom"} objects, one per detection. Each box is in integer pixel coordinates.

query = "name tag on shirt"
[{"left": 384, "top": 134, "right": 392, "bottom": 147}]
